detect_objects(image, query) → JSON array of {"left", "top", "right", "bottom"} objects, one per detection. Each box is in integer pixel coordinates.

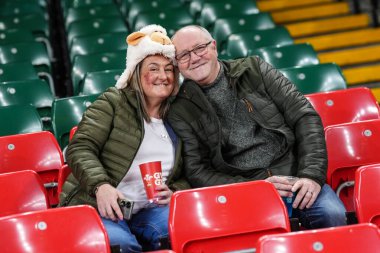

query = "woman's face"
[{"left": 140, "top": 55, "right": 175, "bottom": 103}]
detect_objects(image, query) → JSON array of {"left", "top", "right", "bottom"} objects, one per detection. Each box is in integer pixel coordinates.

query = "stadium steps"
[
  {"left": 271, "top": 2, "right": 351, "bottom": 24},
  {"left": 257, "top": 0, "right": 334, "bottom": 12},
  {"left": 318, "top": 44, "right": 380, "bottom": 67},
  {"left": 369, "top": 87, "right": 380, "bottom": 102},
  {"left": 343, "top": 64, "right": 380, "bottom": 86},
  {"left": 285, "top": 14, "right": 370, "bottom": 38},
  {"left": 262, "top": 0, "right": 380, "bottom": 99},
  {"left": 294, "top": 28, "right": 380, "bottom": 51}
]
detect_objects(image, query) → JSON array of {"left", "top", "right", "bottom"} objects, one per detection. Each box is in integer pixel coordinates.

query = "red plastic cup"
[{"left": 139, "top": 161, "right": 163, "bottom": 202}]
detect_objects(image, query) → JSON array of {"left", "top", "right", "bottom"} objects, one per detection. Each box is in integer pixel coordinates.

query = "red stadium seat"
[
  {"left": 0, "top": 170, "right": 48, "bottom": 217},
  {"left": 146, "top": 251, "right": 176, "bottom": 253},
  {"left": 58, "top": 164, "right": 72, "bottom": 199},
  {"left": 256, "top": 223, "right": 380, "bottom": 253},
  {"left": 169, "top": 181, "right": 291, "bottom": 253},
  {"left": 0, "top": 131, "right": 64, "bottom": 206},
  {"left": 0, "top": 205, "right": 111, "bottom": 253},
  {"left": 69, "top": 125, "right": 78, "bottom": 141},
  {"left": 306, "top": 87, "right": 380, "bottom": 128},
  {"left": 355, "top": 164, "right": 380, "bottom": 227},
  {"left": 325, "top": 119, "right": 380, "bottom": 211}
]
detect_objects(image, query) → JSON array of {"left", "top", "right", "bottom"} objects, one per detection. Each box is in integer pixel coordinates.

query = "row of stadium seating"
[{"left": 0, "top": 164, "right": 379, "bottom": 252}]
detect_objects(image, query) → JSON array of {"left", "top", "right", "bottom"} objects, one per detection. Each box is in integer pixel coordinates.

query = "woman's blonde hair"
[{"left": 126, "top": 56, "right": 179, "bottom": 122}]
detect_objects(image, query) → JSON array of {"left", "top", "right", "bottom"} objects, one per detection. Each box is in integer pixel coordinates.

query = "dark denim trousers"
[
  {"left": 102, "top": 205, "right": 169, "bottom": 253},
  {"left": 292, "top": 184, "right": 347, "bottom": 229}
]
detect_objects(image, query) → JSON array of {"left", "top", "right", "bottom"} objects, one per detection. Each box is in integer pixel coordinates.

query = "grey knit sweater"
[{"left": 201, "top": 63, "right": 284, "bottom": 170}]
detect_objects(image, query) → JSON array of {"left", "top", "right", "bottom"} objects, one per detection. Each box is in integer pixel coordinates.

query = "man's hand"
[
  {"left": 96, "top": 184, "right": 125, "bottom": 221},
  {"left": 265, "top": 176, "right": 294, "bottom": 197},
  {"left": 153, "top": 183, "right": 173, "bottom": 205},
  {"left": 292, "top": 178, "right": 321, "bottom": 209}
]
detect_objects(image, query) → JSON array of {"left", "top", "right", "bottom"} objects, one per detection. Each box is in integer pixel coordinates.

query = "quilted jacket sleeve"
[
  {"left": 255, "top": 57, "right": 327, "bottom": 186},
  {"left": 66, "top": 89, "right": 119, "bottom": 196}
]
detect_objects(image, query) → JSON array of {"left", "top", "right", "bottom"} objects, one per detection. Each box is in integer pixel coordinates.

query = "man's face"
[{"left": 173, "top": 28, "right": 220, "bottom": 86}]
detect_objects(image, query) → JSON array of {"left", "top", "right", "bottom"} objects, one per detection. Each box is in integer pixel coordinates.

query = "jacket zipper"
[{"left": 242, "top": 98, "right": 253, "bottom": 112}]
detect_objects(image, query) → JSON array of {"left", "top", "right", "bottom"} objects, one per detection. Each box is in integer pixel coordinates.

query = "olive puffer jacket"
[
  {"left": 167, "top": 56, "right": 327, "bottom": 188},
  {"left": 60, "top": 87, "right": 189, "bottom": 207}
]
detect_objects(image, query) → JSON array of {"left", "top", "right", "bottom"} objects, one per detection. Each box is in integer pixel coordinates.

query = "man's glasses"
[{"left": 175, "top": 41, "right": 213, "bottom": 64}]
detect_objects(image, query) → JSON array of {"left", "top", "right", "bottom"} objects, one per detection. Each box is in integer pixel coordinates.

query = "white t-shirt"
[{"left": 117, "top": 118, "right": 175, "bottom": 213}]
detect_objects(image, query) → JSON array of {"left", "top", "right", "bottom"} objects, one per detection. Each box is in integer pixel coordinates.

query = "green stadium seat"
[
  {"left": 190, "top": 0, "right": 256, "bottom": 19},
  {"left": 70, "top": 31, "right": 128, "bottom": 62},
  {"left": 71, "top": 51, "right": 125, "bottom": 95},
  {"left": 61, "top": 0, "right": 114, "bottom": 15},
  {"left": 250, "top": 43, "right": 319, "bottom": 69},
  {"left": 0, "top": 2, "right": 45, "bottom": 17},
  {"left": 0, "top": 28, "right": 53, "bottom": 62},
  {"left": 81, "top": 69, "right": 123, "bottom": 95},
  {"left": 0, "top": 41, "right": 54, "bottom": 94},
  {"left": 0, "top": 79, "right": 54, "bottom": 130},
  {"left": 0, "top": 29, "right": 35, "bottom": 45},
  {"left": 126, "top": 0, "right": 183, "bottom": 29},
  {"left": 4, "top": 0, "right": 46, "bottom": 9},
  {"left": 199, "top": 1, "right": 260, "bottom": 31},
  {"left": 221, "top": 27, "right": 293, "bottom": 59},
  {"left": 133, "top": 8, "right": 194, "bottom": 36},
  {"left": 0, "top": 62, "right": 40, "bottom": 83},
  {"left": 0, "top": 104, "right": 43, "bottom": 137},
  {"left": 67, "top": 17, "right": 128, "bottom": 48},
  {"left": 280, "top": 63, "right": 347, "bottom": 95},
  {"left": 52, "top": 94, "right": 99, "bottom": 149},
  {"left": 213, "top": 13, "right": 276, "bottom": 52},
  {"left": 0, "top": 14, "right": 49, "bottom": 37},
  {"left": 0, "top": 41, "right": 51, "bottom": 73},
  {"left": 64, "top": 4, "right": 121, "bottom": 29}
]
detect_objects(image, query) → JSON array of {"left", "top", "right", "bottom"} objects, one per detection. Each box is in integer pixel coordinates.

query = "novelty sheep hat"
[{"left": 115, "top": 24, "right": 175, "bottom": 89}]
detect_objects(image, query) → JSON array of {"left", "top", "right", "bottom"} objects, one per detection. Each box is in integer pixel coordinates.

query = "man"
[{"left": 168, "top": 25, "right": 346, "bottom": 229}]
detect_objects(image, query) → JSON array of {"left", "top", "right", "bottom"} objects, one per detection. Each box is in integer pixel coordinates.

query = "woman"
[{"left": 59, "top": 25, "right": 189, "bottom": 252}]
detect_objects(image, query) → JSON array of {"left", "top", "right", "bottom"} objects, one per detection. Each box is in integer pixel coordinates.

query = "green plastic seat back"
[
  {"left": 0, "top": 29, "right": 35, "bottom": 45},
  {"left": 2, "top": 0, "right": 47, "bottom": 9},
  {"left": 0, "top": 41, "right": 51, "bottom": 73},
  {"left": 250, "top": 43, "right": 320, "bottom": 69},
  {"left": 0, "top": 78, "right": 53, "bottom": 113},
  {"left": 0, "top": 62, "right": 40, "bottom": 82},
  {"left": 52, "top": 94, "right": 99, "bottom": 149},
  {"left": 199, "top": 1, "right": 259, "bottom": 31},
  {"left": 280, "top": 63, "right": 347, "bottom": 95},
  {"left": 0, "top": 104, "right": 43, "bottom": 136},
  {"left": 127, "top": 0, "right": 183, "bottom": 29},
  {"left": 67, "top": 17, "right": 128, "bottom": 47},
  {"left": 0, "top": 2, "right": 45, "bottom": 17},
  {"left": 70, "top": 32, "right": 128, "bottom": 62},
  {"left": 133, "top": 8, "right": 194, "bottom": 37},
  {"left": 65, "top": 4, "right": 121, "bottom": 29},
  {"left": 81, "top": 69, "right": 123, "bottom": 95},
  {"left": 0, "top": 14, "right": 48, "bottom": 37},
  {"left": 71, "top": 51, "right": 125, "bottom": 95},
  {"left": 225, "top": 27, "right": 294, "bottom": 59},
  {"left": 61, "top": 0, "right": 113, "bottom": 15},
  {"left": 213, "top": 13, "right": 276, "bottom": 52},
  {"left": 190, "top": 0, "right": 252, "bottom": 19}
]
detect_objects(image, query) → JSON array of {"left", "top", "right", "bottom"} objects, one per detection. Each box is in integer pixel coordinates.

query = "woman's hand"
[
  {"left": 153, "top": 183, "right": 173, "bottom": 205},
  {"left": 96, "top": 184, "right": 125, "bottom": 221}
]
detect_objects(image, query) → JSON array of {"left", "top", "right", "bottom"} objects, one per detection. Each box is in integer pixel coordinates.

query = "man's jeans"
[
  {"left": 102, "top": 205, "right": 169, "bottom": 253},
  {"left": 292, "top": 184, "right": 347, "bottom": 228}
]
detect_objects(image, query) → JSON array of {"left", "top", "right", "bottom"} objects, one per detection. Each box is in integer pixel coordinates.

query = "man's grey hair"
[{"left": 171, "top": 25, "right": 213, "bottom": 41}]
